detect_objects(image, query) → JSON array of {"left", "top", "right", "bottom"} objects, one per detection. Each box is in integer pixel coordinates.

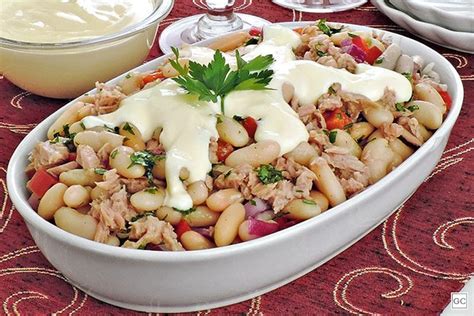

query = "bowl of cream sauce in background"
[{"left": 0, "top": 0, "right": 174, "bottom": 99}]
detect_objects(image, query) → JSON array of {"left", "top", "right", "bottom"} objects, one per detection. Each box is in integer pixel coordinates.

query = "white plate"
[
  {"left": 371, "top": 0, "right": 474, "bottom": 53},
  {"left": 7, "top": 22, "right": 464, "bottom": 313},
  {"left": 389, "top": 0, "right": 474, "bottom": 33}
]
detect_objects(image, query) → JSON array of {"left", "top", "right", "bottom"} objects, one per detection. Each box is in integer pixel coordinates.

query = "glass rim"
[{"left": 0, "top": 0, "right": 174, "bottom": 50}]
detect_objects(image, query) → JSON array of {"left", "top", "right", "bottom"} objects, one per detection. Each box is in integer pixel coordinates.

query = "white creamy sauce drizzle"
[
  {"left": 81, "top": 25, "right": 412, "bottom": 210},
  {"left": 0, "top": 0, "right": 154, "bottom": 43}
]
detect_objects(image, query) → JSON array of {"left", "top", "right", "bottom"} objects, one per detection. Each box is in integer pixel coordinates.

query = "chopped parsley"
[
  {"left": 51, "top": 124, "right": 76, "bottom": 151},
  {"left": 94, "top": 168, "right": 107, "bottom": 175},
  {"left": 144, "top": 187, "right": 158, "bottom": 194},
  {"left": 316, "top": 50, "right": 327, "bottom": 57},
  {"left": 244, "top": 37, "right": 260, "bottom": 46},
  {"left": 216, "top": 115, "right": 223, "bottom": 124},
  {"left": 329, "top": 130, "right": 338, "bottom": 143},
  {"left": 348, "top": 32, "right": 357, "bottom": 38},
  {"left": 328, "top": 85, "right": 337, "bottom": 95},
  {"left": 125, "top": 73, "right": 132, "bottom": 79},
  {"left": 110, "top": 149, "right": 118, "bottom": 159},
  {"left": 173, "top": 207, "right": 196, "bottom": 216},
  {"left": 80, "top": 122, "right": 86, "bottom": 130},
  {"left": 302, "top": 199, "right": 317, "bottom": 205},
  {"left": 317, "top": 19, "right": 342, "bottom": 36},
  {"left": 256, "top": 164, "right": 284, "bottom": 184},
  {"left": 128, "top": 151, "right": 165, "bottom": 184},
  {"left": 169, "top": 47, "right": 274, "bottom": 114},
  {"left": 402, "top": 72, "right": 413, "bottom": 83},
  {"left": 233, "top": 115, "right": 244, "bottom": 122},
  {"left": 375, "top": 57, "right": 384, "bottom": 64},
  {"left": 122, "top": 122, "right": 135, "bottom": 135},
  {"left": 249, "top": 199, "right": 257, "bottom": 206},
  {"left": 396, "top": 103, "right": 419, "bottom": 112},
  {"left": 130, "top": 211, "right": 156, "bottom": 222},
  {"left": 223, "top": 170, "right": 232, "bottom": 178},
  {"left": 406, "top": 104, "right": 419, "bottom": 112},
  {"left": 343, "top": 122, "right": 354, "bottom": 130}
]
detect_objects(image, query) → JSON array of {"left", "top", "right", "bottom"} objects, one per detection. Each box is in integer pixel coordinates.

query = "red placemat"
[{"left": 1, "top": 1, "right": 473, "bottom": 314}]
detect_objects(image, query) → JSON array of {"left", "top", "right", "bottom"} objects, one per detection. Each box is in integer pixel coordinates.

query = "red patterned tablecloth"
[{"left": 1, "top": 1, "right": 473, "bottom": 315}]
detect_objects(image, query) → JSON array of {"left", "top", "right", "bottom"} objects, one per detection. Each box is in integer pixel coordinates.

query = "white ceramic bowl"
[
  {"left": 7, "top": 22, "right": 463, "bottom": 313},
  {"left": 0, "top": 0, "right": 173, "bottom": 99}
]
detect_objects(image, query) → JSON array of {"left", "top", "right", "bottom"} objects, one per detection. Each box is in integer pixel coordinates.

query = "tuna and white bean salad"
[{"left": 25, "top": 21, "right": 451, "bottom": 251}]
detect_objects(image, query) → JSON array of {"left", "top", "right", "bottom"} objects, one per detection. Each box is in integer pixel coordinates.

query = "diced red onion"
[
  {"left": 340, "top": 38, "right": 352, "bottom": 48},
  {"left": 27, "top": 193, "right": 40, "bottom": 210},
  {"left": 244, "top": 198, "right": 268, "bottom": 218},
  {"left": 346, "top": 44, "right": 367, "bottom": 63},
  {"left": 247, "top": 218, "right": 279, "bottom": 237},
  {"left": 192, "top": 227, "right": 214, "bottom": 239}
]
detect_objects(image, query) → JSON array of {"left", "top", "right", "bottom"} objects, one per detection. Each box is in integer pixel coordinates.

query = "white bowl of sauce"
[{"left": 0, "top": 0, "right": 173, "bottom": 99}]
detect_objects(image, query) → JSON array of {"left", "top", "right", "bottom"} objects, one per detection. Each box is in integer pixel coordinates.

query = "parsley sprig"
[
  {"left": 256, "top": 164, "right": 284, "bottom": 184},
  {"left": 169, "top": 47, "right": 275, "bottom": 113},
  {"left": 128, "top": 151, "right": 165, "bottom": 184}
]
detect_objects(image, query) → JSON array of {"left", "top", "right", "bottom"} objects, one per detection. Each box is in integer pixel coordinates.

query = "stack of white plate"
[{"left": 371, "top": 0, "right": 474, "bottom": 53}]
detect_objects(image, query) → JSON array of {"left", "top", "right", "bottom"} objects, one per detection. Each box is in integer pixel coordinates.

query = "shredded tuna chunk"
[
  {"left": 309, "top": 130, "right": 331, "bottom": 152},
  {"left": 336, "top": 53, "right": 357, "bottom": 73},
  {"left": 398, "top": 116, "right": 423, "bottom": 141},
  {"left": 90, "top": 187, "right": 136, "bottom": 243},
  {"left": 145, "top": 139, "right": 164, "bottom": 155},
  {"left": 47, "top": 161, "right": 79, "bottom": 177},
  {"left": 380, "top": 123, "right": 404, "bottom": 141},
  {"left": 94, "top": 82, "right": 125, "bottom": 114},
  {"left": 317, "top": 56, "right": 338, "bottom": 68},
  {"left": 323, "top": 146, "right": 369, "bottom": 196},
  {"left": 97, "top": 143, "right": 114, "bottom": 167},
  {"left": 30, "top": 141, "right": 69, "bottom": 170},
  {"left": 76, "top": 144, "right": 100, "bottom": 169},
  {"left": 317, "top": 93, "right": 343, "bottom": 112},
  {"left": 95, "top": 169, "right": 121, "bottom": 195},
  {"left": 122, "top": 216, "right": 183, "bottom": 251},
  {"left": 380, "top": 88, "right": 397, "bottom": 110},
  {"left": 120, "top": 178, "right": 165, "bottom": 193},
  {"left": 209, "top": 137, "right": 218, "bottom": 164},
  {"left": 252, "top": 180, "right": 295, "bottom": 213}
]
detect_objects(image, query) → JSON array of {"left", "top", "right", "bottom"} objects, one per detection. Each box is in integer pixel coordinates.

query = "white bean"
[
  {"left": 374, "top": 43, "right": 401, "bottom": 70},
  {"left": 284, "top": 142, "right": 318, "bottom": 166},
  {"left": 47, "top": 102, "right": 84, "bottom": 139},
  {"left": 214, "top": 202, "right": 246, "bottom": 247},
  {"left": 38, "top": 183, "right": 68, "bottom": 220},
  {"left": 207, "top": 31, "right": 249, "bottom": 51},
  {"left": 389, "top": 138, "right": 414, "bottom": 160},
  {"left": 414, "top": 83, "right": 446, "bottom": 114},
  {"left": 363, "top": 106, "right": 394, "bottom": 128},
  {"left": 309, "top": 157, "right": 346, "bottom": 207},
  {"left": 410, "top": 101, "right": 443, "bottom": 130},
  {"left": 187, "top": 181, "right": 209, "bottom": 205},
  {"left": 309, "top": 190, "right": 329, "bottom": 212},
  {"left": 120, "top": 73, "right": 143, "bottom": 95},
  {"left": 361, "top": 138, "right": 395, "bottom": 184},
  {"left": 217, "top": 116, "right": 250, "bottom": 147},
  {"left": 59, "top": 169, "right": 102, "bottom": 187},
  {"left": 181, "top": 231, "right": 214, "bottom": 250},
  {"left": 54, "top": 207, "right": 97, "bottom": 240},
  {"left": 130, "top": 188, "right": 165, "bottom": 212},
  {"left": 349, "top": 122, "right": 375, "bottom": 142},
  {"left": 395, "top": 54, "right": 414, "bottom": 75},
  {"left": 109, "top": 146, "right": 146, "bottom": 179},
  {"left": 156, "top": 206, "right": 183, "bottom": 225},
  {"left": 74, "top": 130, "right": 124, "bottom": 152},
  {"left": 284, "top": 198, "right": 321, "bottom": 220},
  {"left": 225, "top": 140, "right": 280, "bottom": 168},
  {"left": 185, "top": 206, "right": 220, "bottom": 227},
  {"left": 418, "top": 124, "right": 433, "bottom": 141},
  {"left": 333, "top": 129, "right": 362, "bottom": 158},
  {"left": 63, "top": 185, "right": 90, "bottom": 209},
  {"left": 206, "top": 188, "right": 243, "bottom": 212}
]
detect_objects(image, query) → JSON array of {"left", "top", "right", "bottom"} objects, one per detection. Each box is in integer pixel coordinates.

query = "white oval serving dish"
[{"left": 7, "top": 22, "right": 463, "bottom": 313}]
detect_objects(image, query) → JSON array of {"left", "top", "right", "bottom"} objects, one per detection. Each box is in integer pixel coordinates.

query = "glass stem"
[{"left": 194, "top": 1, "right": 243, "bottom": 40}]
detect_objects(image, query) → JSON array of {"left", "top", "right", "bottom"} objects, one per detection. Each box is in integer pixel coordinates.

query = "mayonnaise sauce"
[
  {"left": 0, "top": 0, "right": 154, "bottom": 43},
  {"left": 82, "top": 24, "right": 412, "bottom": 210}
]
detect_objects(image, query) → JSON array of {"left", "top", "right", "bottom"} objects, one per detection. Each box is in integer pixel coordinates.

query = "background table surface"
[{"left": 0, "top": 1, "right": 473, "bottom": 315}]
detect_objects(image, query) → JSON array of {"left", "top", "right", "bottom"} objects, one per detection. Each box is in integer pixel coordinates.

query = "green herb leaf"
[
  {"left": 110, "top": 150, "right": 118, "bottom": 159},
  {"left": 144, "top": 187, "right": 158, "bottom": 194},
  {"left": 317, "top": 50, "right": 327, "bottom": 57},
  {"left": 329, "top": 130, "right": 337, "bottom": 143},
  {"left": 302, "top": 199, "right": 317, "bottom": 205},
  {"left": 343, "top": 122, "right": 354, "bottom": 130},
  {"left": 173, "top": 207, "right": 196, "bottom": 216},
  {"left": 348, "top": 32, "right": 357, "bottom": 38},
  {"left": 80, "top": 122, "right": 86, "bottom": 130},
  {"left": 249, "top": 199, "right": 257, "bottom": 206},
  {"left": 375, "top": 57, "right": 384, "bottom": 64},
  {"left": 94, "top": 168, "right": 107, "bottom": 175},
  {"left": 402, "top": 72, "right": 413, "bottom": 83},
  {"left": 406, "top": 104, "right": 419, "bottom": 112},
  {"left": 317, "top": 19, "right": 342, "bottom": 36},
  {"left": 128, "top": 151, "right": 165, "bottom": 185},
  {"left": 395, "top": 103, "right": 406, "bottom": 112},
  {"left": 169, "top": 47, "right": 274, "bottom": 114},
  {"left": 122, "top": 122, "right": 135, "bottom": 135},
  {"left": 130, "top": 211, "right": 156, "bottom": 222},
  {"left": 245, "top": 37, "right": 259, "bottom": 46},
  {"left": 256, "top": 164, "right": 284, "bottom": 184}
]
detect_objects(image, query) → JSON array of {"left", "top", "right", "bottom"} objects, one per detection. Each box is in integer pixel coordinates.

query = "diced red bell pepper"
[
  {"left": 242, "top": 116, "right": 258, "bottom": 138},
  {"left": 143, "top": 71, "right": 164, "bottom": 85},
  {"left": 436, "top": 88, "right": 452, "bottom": 110},
  {"left": 216, "top": 139, "right": 234, "bottom": 162},
  {"left": 351, "top": 36, "right": 369, "bottom": 52},
  {"left": 323, "top": 109, "right": 352, "bottom": 130},
  {"left": 175, "top": 219, "right": 191, "bottom": 238},
  {"left": 27, "top": 169, "right": 58, "bottom": 198},
  {"left": 68, "top": 152, "right": 77, "bottom": 162},
  {"left": 365, "top": 46, "right": 383, "bottom": 65},
  {"left": 249, "top": 26, "right": 262, "bottom": 37}
]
